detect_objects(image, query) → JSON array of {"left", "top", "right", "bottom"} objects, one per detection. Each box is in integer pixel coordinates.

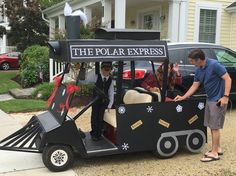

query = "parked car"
[
  {"left": 116, "top": 43, "right": 236, "bottom": 100},
  {"left": 0, "top": 52, "right": 21, "bottom": 70}
]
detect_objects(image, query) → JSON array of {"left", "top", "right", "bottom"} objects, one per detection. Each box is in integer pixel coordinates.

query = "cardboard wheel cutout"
[
  {"left": 42, "top": 145, "right": 74, "bottom": 172},
  {"left": 156, "top": 135, "right": 179, "bottom": 158},
  {"left": 186, "top": 130, "right": 206, "bottom": 153}
]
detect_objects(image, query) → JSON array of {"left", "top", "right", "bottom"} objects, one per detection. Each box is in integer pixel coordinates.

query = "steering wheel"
[{"left": 94, "top": 87, "right": 109, "bottom": 101}]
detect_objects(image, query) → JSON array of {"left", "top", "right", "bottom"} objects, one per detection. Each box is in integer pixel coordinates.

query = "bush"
[
  {"left": 77, "top": 84, "right": 95, "bottom": 97},
  {"left": 32, "top": 82, "right": 95, "bottom": 100},
  {"left": 32, "top": 82, "right": 54, "bottom": 100},
  {"left": 20, "top": 45, "right": 49, "bottom": 87}
]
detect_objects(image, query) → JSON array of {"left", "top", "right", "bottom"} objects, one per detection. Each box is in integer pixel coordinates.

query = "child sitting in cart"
[
  {"left": 88, "top": 62, "right": 114, "bottom": 141},
  {"left": 141, "top": 63, "right": 182, "bottom": 100}
]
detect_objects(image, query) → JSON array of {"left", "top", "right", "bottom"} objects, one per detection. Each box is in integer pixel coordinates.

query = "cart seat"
[
  {"left": 134, "top": 87, "right": 161, "bottom": 102},
  {"left": 104, "top": 89, "right": 152, "bottom": 128},
  {"left": 123, "top": 89, "right": 152, "bottom": 104}
]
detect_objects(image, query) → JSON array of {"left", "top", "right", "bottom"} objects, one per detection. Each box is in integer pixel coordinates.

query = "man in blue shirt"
[{"left": 175, "top": 49, "right": 231, "bottom": 162}]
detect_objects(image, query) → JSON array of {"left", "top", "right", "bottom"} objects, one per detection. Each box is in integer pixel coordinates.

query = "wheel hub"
[{"left": 51, "top": 150, "right": 68, "bottom": 166}]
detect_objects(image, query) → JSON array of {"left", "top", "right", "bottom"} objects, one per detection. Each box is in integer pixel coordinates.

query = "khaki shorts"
[{"left": 204, "top": 101, "right": 227, "bottom": 129}]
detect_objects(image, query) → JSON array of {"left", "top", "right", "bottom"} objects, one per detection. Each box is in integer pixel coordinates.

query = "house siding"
[
  {"left": 230, "top": 13, "right": 236, "bottom": 50},
  {"left": 187, "top": 0, "right": 235, "bottom": 50}
]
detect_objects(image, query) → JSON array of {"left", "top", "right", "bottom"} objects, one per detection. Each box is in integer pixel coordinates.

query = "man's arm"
[
  {"left": 222, "top": 72, "right": 231, "bottom": 96},
  {"left": 218, "top": 72, "right": 231, "bottom": 105},
  {"left": 174, "top": 82, "right": 200, "bottom": 101}
]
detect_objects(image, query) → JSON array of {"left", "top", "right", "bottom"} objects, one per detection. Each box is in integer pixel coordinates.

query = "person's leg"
[
  {"left": 210, "top": 129, "right": 220, "bottom": 156},
  {"left": 97, "top": 103, "right": 107, "bottom": 137},
  {"left": 210, "top": 129, "right": 222, "bottom": 154},
  {"left": 91, "top": 104, "right": 100, "bottom": 137},
  {"left": 202, "top": 102, "right": 226, "bottom": 161}
]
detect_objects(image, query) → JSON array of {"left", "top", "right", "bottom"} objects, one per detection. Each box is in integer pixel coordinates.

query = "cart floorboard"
[{"left": 83, "top": 133, "right": 118, "bottom": 156}]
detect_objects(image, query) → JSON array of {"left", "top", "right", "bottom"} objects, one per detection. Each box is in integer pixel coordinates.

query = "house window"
[
  {"left": 143, "top": 14, "right": 154, "bottom": 29},
  {"left": 139, "top": 10, "right": 160, "bottom": 30},
  {"left": 199, "top": 9, "right": 217, "bottom": 43}
]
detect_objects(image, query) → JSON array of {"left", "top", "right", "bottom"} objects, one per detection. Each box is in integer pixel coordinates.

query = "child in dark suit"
[{"left": 90, "top": 62, "right": 114, "bottom": 141}]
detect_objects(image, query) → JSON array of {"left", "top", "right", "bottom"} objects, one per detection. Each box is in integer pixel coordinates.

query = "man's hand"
[
  {"left": 217, "top": 96, "right": 229, "bottom": 106},
  {"left": 174, "top": 95, "right": 186, "bottom": 101}
]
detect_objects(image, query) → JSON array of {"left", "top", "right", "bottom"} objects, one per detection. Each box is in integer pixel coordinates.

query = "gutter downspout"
[{"left": 41, "top": 12, "right": 50, "bottom": 24}]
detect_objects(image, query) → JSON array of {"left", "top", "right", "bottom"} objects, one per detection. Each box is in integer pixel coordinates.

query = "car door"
[
  {"left": 211, "top": 48, "right": 236, "bottom": 93},
  {"left": 7, "top": 53, "right": 19, "bottom": 67}
]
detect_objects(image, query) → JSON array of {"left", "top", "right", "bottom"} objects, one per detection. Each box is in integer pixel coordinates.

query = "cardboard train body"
[{"left": 0, "top": 30, "right": 207, "bottom": 172}]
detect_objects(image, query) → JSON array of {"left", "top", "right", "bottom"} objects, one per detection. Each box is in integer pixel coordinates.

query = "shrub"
[
  {"left": 32, "top": 82, "right": 94, "bottom": 100},
  {"left": 32, "top": 82, "right": 54, "bottom": 100},
  {"left": 77, "top": 84, "right": 95, "bottom": 97},
  {"left": 20, "top": 45, "right": 49, "bottom": 87}
]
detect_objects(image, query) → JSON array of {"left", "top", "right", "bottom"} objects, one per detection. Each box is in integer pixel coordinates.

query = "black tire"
[
  {"left": 154, "top": 135, "right": 179, "bottom": 158},
  {"left": 1, "top": 62, "right": 10, "bottom": 70},
  {"left": 186, "top": 130, "right": 206, "bottom": 153},
  {"left": 42, "top": 145, "right": 74, "bottom": 172}
]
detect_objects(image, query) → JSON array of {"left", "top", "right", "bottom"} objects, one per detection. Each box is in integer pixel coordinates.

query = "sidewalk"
[{"left": 0, "top": 110, "right": 77, "bottom": 176}]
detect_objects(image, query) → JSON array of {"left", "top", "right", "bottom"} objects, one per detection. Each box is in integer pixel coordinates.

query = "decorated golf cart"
[{"left": 0, "top": 16, "right": 207, "bottom": 172}]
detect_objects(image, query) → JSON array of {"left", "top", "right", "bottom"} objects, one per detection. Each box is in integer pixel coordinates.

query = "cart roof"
[{"left": 48, "top": 39, "right": 169, "bottom": 63}]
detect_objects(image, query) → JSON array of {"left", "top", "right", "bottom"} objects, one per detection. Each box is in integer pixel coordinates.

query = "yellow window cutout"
[
  {"left": 188, "top": 115, "right": 199, "bottom": 124},
  {"left": 131, "top": 120, "right": 143, "bottom": 130},
  {"left": 158, "top": 119, "right": 170, "bottom": 128}
]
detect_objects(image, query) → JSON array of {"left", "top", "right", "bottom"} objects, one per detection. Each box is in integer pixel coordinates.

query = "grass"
[
  {"left": 221, "top": 169, "right": 236, "bottom": 176},
  {"left": 0, "top": 99, "right": 47, "bottom": 113},
  {"left": 0, "top": 71, "right": 21, "bottom": 94}
]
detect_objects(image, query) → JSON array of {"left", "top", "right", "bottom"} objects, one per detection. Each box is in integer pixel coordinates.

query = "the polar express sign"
[
  {"left": 70, "top": 45, "right": 166, "bottom": 59},
  {"left": 67, "top": 40, "right": 168, "bottom": 61}
]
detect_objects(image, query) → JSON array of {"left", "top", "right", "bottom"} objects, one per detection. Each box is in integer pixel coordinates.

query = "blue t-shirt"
[{"left": 194, "top": 58, "right": 226, "bottom": 101}]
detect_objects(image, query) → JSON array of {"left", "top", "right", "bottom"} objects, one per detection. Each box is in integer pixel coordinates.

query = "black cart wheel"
[
  {"left": 1, "top": 62, "right": 10, "bottom": 70},
  {"left": 42, "top": 145, "right": 74, "bottom": 172},
  {"left": 186, "top": 130, "right": 206, "bottom": 153},
  {"left": 155, "top": 135, "right": 179, "bottom": 158}
]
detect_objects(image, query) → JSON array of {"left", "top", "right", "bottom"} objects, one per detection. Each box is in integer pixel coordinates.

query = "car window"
[
  {"left": 168, "top": 49, "right": 186, "bottom": 64},
  {"left": 213, "top": 49, "right": 236, "bottom": 66},
  {"left": 7, "top": 52, "right": 19, "bottom": 58},
  {"left": 186, "top": 48, "right": 213, "bottom": 64}
]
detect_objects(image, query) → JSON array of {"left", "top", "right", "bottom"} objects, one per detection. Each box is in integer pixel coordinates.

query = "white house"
[{"left": 0, "top": 0, "right": 10, "bottom": 54}]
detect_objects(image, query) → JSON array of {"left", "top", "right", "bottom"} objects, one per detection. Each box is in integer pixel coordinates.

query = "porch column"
[
  {"left": 115, "top": 0, "right": 126, "bottom": 29},
  {"left": 49, "top": 18, "right": 56, "bottom": 40},
  {"left": 83, "top": 6, "right": 92, "bottom": 24},
  {"left": 178, "top": 0, "right": 188, "bottom": 42},
  {"left": 102, "top": 0, "right": 112, "bottom": 28},
  {"left": 2, "top": 34, "right": 7, "bottom": 53},
  {"left": 168, "top": 0, "right": 181, "bottom": 42},
  {"left": 168, "top": 0, "right": 188, "bottom": 42},
  {"left": 58, "top": 15, "right": 65, "bottom": 31}
]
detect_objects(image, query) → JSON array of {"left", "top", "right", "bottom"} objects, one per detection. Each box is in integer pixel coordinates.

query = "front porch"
[{"left": 43, "top": 0, "right": 188, "bottom": 81}]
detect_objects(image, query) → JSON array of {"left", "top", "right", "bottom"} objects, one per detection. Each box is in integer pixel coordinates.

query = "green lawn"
[
  {"left": 0, "top": 99, "right": 47, "bottom": 113},
  {"left": 0, "top": 71, "right": 21, "bottom": 94}
]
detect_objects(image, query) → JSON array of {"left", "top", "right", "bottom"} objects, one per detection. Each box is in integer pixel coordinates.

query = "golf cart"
[{"left": 0, "top": 26, "right": 207, "bottom": 172}]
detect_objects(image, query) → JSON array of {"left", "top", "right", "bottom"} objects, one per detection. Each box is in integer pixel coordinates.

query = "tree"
[
  {"left": 2, "top": 0, "right": 49, "bottom": 52},
  {"left": 39, "top": 0, "right": 64, "bottom": 9}
]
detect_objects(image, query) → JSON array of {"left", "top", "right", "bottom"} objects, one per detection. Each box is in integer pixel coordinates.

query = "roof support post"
[
  {"left": 115, "top": 0, "right": 126, "bottom": 29},
  {"left": 102, "top": 0, "right": 112, "bottom": 28}
]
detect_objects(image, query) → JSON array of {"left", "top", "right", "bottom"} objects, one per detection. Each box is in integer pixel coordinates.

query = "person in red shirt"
[{"left": 141, "top": 63, "right": 182, "bottom": 99}]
